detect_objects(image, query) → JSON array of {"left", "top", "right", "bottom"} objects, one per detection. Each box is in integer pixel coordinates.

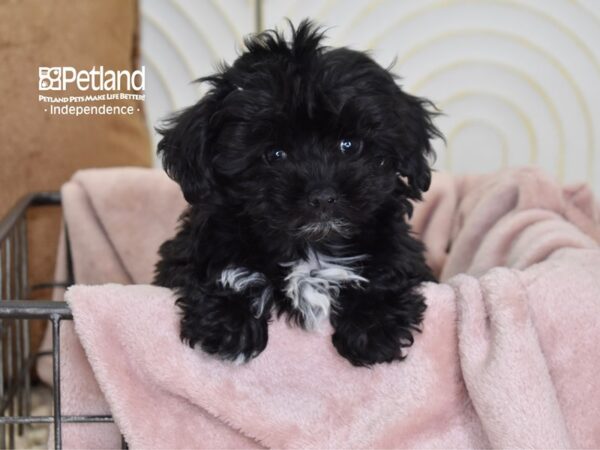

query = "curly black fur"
[{"left": 154, "top": 20, "right": 441, "bottom": 366}]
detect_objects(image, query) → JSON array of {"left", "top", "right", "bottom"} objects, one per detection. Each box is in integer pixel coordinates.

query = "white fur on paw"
[
  {"left": 231, "top": 353, "right": 249, "bottom": 365},
  {"left": 219, "top": 267, "right": 272, "bottom": 317}
]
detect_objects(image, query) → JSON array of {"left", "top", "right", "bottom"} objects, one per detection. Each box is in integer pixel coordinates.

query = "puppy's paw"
[
  {"left": 178, "top": 290, "right": 269, "bottom": 363},
  {"left": 331, "top": 288, "right": 426, "bottom": 366},
  {"left": 332, "top": 319, "right": 412, "bottom": 366}
]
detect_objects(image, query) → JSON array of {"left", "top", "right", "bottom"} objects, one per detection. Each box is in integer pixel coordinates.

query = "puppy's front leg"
[
  {"left": 177, "top": 268, "right": 273, "bottom": 363},
  {"left": 330, "top": 266, "right": 429, "bottom": 366}
]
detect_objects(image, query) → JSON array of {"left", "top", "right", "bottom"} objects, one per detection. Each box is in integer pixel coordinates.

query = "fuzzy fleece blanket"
[{"left": 40, "top": 167, "right": 600, "bottom": 449}]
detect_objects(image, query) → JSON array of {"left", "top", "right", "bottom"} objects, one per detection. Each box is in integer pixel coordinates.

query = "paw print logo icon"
[{"left": 39, "top": 67, "right": 62, "bottom": 90}]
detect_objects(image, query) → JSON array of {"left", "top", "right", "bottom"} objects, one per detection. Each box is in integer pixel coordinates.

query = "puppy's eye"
[
  {"left": 264, "top": 148, "right": 287, "bottom": 164},
  {"left": 339, "top": 138, "right": 360, "bottom": 154},
  {"left": 378, "top": 157, "right": 386, "bottom": 167}
]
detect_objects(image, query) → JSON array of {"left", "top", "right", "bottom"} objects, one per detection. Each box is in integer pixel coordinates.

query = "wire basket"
[{"left": 0, "top": 193, "right": 120, "bottom": 449}]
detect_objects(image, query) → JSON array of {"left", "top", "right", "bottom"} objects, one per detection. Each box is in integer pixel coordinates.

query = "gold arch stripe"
[
  {"left": 410, "top": 60, "right": 565, "bottom": 179},
  {"left": 503, "top": 0, "right": 600, "bottom": 83},
  {"left": 502, "top": 0, "right": 600, "bottom": 172},
  {"left": 206, "top": 0, "right": 245, "bottom": 46},
  {"left": 366, "top": 0, "right": 452, "bottom": 50},
  {"left": 446, "top": 119, "right": 509, "bottom": 171},
  {"left": 141, "top": 51, "right": 177, "bottom": 112},
  {"left": 278, "top": 0, "right": 340, "bottom": 32},
  {"left": 364, "top": 0, "right": 598, "bottom": 182},
  {"left": 284, "top": 1, "right": 304, "bottom": 25},
  {"left": 367, "top": 0, "right": 600, "bottom": 78},
  {"left": 164, "top": 0, "right": 220, "bottom": 66},
  {"left": 314, "top": 0, "right": 340, "bottom": 23},
  {"left": 574, "top": 0, "right": 600, "bottom": 26},
  {"left": 395, "top": 28, "right": 594, "bottom": 182},
  {"left": 165, "top": 0, "right": 220, "bottom": 65},
  {"left": 438, "top": 90, "right": 537, "bottom": 166},
  {"left": 337, "top": 0, "right": 397, "bottom": 42},
  {"left": 142, "top": 12, "right": 202, "bottom": 84}
]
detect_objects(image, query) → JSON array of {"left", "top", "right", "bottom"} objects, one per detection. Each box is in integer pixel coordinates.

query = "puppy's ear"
[
  {"left": 393, "top": 90, "right": 441, "bottom": 199},
  {"left": 157, "top": 93, "right": 220, "bottom": 204}
]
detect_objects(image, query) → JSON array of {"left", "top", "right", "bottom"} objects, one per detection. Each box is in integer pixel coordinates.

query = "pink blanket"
[{"left": 44, "top": 167, "right": 600, "bottom": 448}]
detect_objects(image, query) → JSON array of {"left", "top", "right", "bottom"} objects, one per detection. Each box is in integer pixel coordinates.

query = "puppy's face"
[{"left": 159, "top": 22, "right": 439, "bottom": 243}]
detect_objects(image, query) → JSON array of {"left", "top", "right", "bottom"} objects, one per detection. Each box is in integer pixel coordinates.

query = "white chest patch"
[{"left": 283, "top": 250, "right": 368, "bottom": 330}]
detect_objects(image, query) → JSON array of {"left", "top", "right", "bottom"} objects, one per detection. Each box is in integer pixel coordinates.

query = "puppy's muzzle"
[{"left": 308, "top": 187, "right": 337, "bottom": 212}]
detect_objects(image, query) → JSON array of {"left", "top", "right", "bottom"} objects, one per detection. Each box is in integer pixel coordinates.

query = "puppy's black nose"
[{"left": 308, "top": 188, "right": 337, "bottom": 209}]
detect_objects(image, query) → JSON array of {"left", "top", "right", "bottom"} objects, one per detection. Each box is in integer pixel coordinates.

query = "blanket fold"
[{"left": 45, "top": 167, "right": 600, "bottom": 449}]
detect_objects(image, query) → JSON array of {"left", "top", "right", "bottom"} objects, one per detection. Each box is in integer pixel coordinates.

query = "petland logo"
[
  {"left": 39, "top": 66, "right": 145, "bottom": 91},
  {"left": 38, "top": 66, "right": 146, "bottom": 116}
]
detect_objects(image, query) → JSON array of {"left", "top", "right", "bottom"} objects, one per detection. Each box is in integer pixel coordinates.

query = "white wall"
[{"left": 141, "top": 0, "right": 600, "bottom": 194}]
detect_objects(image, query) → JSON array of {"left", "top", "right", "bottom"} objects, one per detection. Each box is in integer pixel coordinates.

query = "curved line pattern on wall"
[
  {"left": 141, "top": 0, "right": 600, "bottom": 193},
  {"left": 204, "top": 0, "right": 245, "bottom": 46},
  {"left": 362, "top": 0, "right": 599, "bottom": 186},
  {"left": 412, "top": 60, "right": 566, "bottom": 177},
  {"left": 439, "top": 90, "right": 537, "bottom": 166},
  {"left": 390, "top": 29, "right": 595, "bottom": 183},
  {"left": 446, "top": 119, "right": 509, "bottom": 171},
  {"left": 140, "top": 54, "right": 177, "bottom": 113},
  {"left": 261, "top": 0, "right": 600, "bottom": 192},
  {"left": 140, "top": 0, "right": 255, "bottom": 157}
]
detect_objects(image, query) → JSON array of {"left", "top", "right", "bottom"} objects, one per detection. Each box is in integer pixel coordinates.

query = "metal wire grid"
[
  {"left": 0, "top": 196, "right": 31, "bottom": 449},
  {"left": 0, "top": 193, "right": 118, "bottom": 449}
]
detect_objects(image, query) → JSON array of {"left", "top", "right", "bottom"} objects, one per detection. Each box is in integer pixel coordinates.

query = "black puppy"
[{"left": 154, "top": 20, "right": 440, "bottom": 366}]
